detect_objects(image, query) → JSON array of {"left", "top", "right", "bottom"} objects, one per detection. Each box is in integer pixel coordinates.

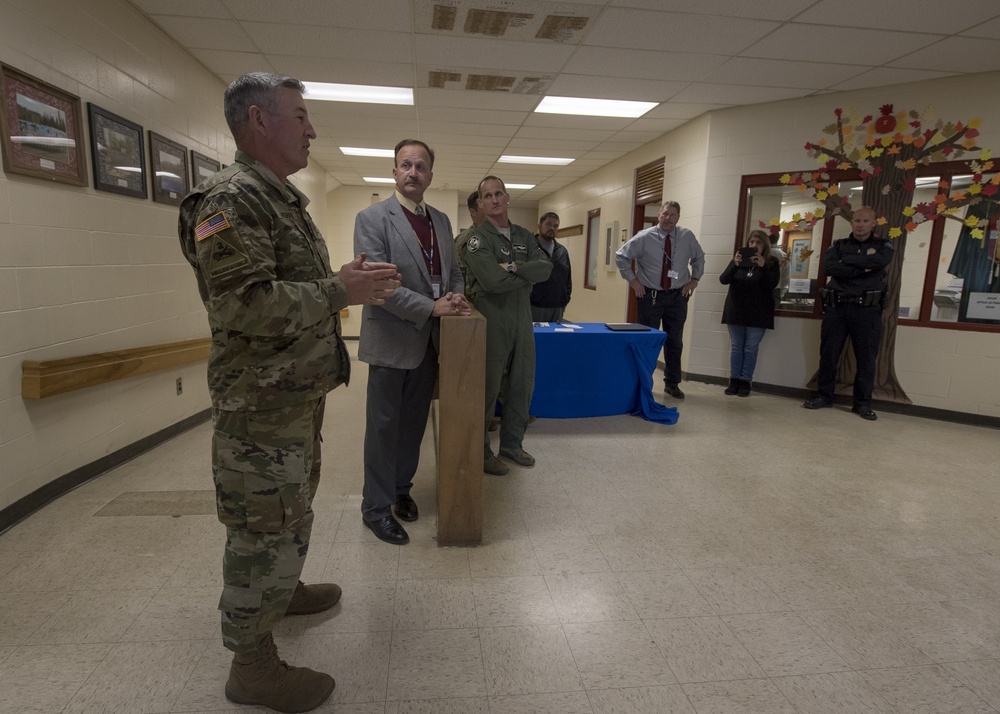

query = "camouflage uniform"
[
  {"left": 462, "top": 221, "right": 551, "bottom": 455},
  {"left": 178, "top": 150, "right": 350, "bottom": 653}
]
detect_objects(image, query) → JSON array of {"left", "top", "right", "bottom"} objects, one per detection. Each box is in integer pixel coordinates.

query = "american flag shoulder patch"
[{"left": 195, "top": 211, "right": 231, "bottom": 241}]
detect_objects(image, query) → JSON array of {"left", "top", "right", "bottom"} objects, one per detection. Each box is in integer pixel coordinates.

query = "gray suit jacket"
[{"left": 354, "top": 194, "right": 464, "bottom": 369}]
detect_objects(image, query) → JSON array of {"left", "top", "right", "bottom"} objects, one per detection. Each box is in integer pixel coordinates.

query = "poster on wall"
[
  {"left": 87, "top": 103, "right": 146, "bottom": 198},
  {"left": 149, "top": 131, "right": 189, "bottom": 206},
  {"left": 0, "top": 64, "right": 87, "bottom": 186}
]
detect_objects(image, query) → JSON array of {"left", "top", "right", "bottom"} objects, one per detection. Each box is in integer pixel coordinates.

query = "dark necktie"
[
  {"left": 415, "top": 204, "right": 425, "bottom": 218},
  {"left": 660, "top": 232, "right": 672, "bottom": 290}
]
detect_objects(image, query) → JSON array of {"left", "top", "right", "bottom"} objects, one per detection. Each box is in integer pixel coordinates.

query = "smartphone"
[{"left": 739, "top": 247, "right": 758, "bottom": 262}]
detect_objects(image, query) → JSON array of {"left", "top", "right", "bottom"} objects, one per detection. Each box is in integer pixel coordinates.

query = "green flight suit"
[
  {"left": 463, "top": 221, "right": 552, "bottom": 456},
  {"left": 178, "top": 150, "right": 350, "bottom": 652}
]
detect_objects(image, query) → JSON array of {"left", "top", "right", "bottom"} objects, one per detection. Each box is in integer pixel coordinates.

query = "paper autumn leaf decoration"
[{"left": 766, "top": 105, "right": 994, "bottom": 239}]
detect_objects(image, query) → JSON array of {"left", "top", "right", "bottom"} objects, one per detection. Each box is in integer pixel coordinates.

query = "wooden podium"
[{"left": 434, "top": 311, "right": 486, "bottom": 545}]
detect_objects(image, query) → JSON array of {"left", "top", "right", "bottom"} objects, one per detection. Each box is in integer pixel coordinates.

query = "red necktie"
[{"left": 660, "top": 233, "right": 672, "bottom": 290}]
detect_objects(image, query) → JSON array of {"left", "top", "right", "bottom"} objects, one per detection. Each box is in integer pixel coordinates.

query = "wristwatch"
[{"left": 506, "top": 262, "right": 515, "bottom": 273}]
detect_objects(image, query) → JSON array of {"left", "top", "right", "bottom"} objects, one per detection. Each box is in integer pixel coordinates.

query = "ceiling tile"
[
  {"left": 741, "top": 23, "right": 943, "bottom": 65},
  {"left": 794, "top": 0, "right": 1000, "bottom": 34},
  {"left": 188, "top": 49, "right": 273, "bottom": 76},
  {"left": 222, "top": 0, "right": 413, "bottom": 28},
  {"left": 548, "top": 74, "right": 688, "bottom": 101},
  {"left": 829, "top": 67, "right": 958, "bottom": 92},
  {"left": 133, "top": 0, "right": 229, "bottom": 18},
  {"left": 270, "top": 56, "right": 414, "bottom": 86},
  {"left": 243, "top": 22, "right": 414, "bottom": 63},
  {"left": 699, "top": 57, "right": 866, "bottom": 90},
  {"left": 888, "top": 36, "right": 1000, "bottom": 73},
  {"left": 585, "top": 7, "right": 780, "bottom": 54},
  {"left": 668, "top": 83, "right": 806, "bottom": 104},
  {"left": 962, "top": 15, "right": 1000, "bottom": 39},
  {"left": 563, "top": 47, "right": 728, "bottom": 82},
  {"left": 611, "top": 0, "right": 815, "bottom": 21},
  {"left": 149, "top": 15, "right": 255, "bottom": 51},
  {"left": 415, "top": 34, "right": 575, "bottom": 72}
]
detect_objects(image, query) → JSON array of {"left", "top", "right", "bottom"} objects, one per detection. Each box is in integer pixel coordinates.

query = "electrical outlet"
[{"left": 176, "top": 377, "right": 183, "bottom": 395}]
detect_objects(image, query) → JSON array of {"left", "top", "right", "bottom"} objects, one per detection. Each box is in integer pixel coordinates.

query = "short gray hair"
[
  {"left": 662, "top": 200, "right": 681, "bottom": 215},
  {"left": 224, "top": 72, "right": 305, "bottom": 140}
]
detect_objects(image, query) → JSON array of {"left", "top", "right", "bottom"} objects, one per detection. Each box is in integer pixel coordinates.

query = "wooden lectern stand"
[{"left": 434, "top": 311, "right": 486, "bottom": 545}]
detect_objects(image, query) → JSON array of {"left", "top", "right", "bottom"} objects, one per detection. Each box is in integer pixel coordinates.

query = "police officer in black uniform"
[{"left": 803, "top": 206, "right": 894, "bottom": 420}]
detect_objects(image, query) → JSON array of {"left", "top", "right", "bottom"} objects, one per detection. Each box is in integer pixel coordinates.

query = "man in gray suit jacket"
[{"left": 354, "top": 139, "right": 470, "bottom": 545}]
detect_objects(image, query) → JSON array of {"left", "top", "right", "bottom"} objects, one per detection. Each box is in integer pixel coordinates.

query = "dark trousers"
[
  {"left": 817, "top": 303, "right": 882, "bottom": 407},
  {"left": 362, "top": 342, "right": 437, "bottom": 520},
  {"left": 637, "top": 288, "right": 689, "bottom": 386}
]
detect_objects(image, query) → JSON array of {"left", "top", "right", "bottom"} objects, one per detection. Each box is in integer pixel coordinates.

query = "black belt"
[{"left": 835, "top": 294, "right": 865, "bottom": 304}]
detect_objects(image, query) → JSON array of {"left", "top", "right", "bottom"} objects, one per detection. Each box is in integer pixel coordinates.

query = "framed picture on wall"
[
  {"left": 87, "top": 103, "right": 146, "bottom": 198},
  {"left": 787, "top": 232, "right": 813, "bottom": 279},
  {"left": 0, "top": 64, "right": 88, "bottom": 186},
  {"left": 149, "top": 131, "right": 189, "bottom": 205},
  {"left": 191, "top": 150, "right": 220, "bottom": 185}
]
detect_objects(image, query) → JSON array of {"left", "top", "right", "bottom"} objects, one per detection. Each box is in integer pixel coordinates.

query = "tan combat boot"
[
  {"left": 225, "top": 634, "right": 335, "bottom": 713},
  {"left": 285, "top": 580, "right": 342, "bottom": 616}
]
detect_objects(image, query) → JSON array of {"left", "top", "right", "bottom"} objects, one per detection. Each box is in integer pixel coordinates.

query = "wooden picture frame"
[
  {"left": 191, "top": 150, "right": 221, "bottom": 186},
  {"left": 148, "top": 131, "right": 188, "bottom": 205},
  {"left": 87, "top": 103, "right": 146, "bottom": 198},
  {"left": 0, "top": 64, "right": 87, "bottom": 186}
]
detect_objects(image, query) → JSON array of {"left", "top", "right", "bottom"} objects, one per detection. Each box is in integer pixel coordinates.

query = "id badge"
[
  {"left": 431, "top": 276, "right": 442, "bottom": 299},
  {"left": 667, "top": 270, "right": 679, "bottom": 280}
]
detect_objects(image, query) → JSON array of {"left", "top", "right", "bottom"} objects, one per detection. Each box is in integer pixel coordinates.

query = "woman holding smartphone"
[{"left": 719, "top": 229, "right": 780, "bottom": 397}]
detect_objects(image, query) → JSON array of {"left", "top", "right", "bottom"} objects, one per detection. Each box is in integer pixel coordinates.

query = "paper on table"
[
  {"left": 560, "top": 323, "right": 582, "bottom": 329},
  {"left": 555, "top": 327, "right": 574, "bottom": 332}
]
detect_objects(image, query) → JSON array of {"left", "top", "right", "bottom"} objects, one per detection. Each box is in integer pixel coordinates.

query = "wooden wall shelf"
[{"left": 22, "top": 337, "right": 211, "bottom": 399}]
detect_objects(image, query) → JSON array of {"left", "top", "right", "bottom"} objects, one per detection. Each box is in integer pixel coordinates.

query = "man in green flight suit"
[
  {"left": 462, "top": 176, "right": 552, "bottom": 475},
  {"left": 178, "top": 72, "right": 399, "bottom": 713}
]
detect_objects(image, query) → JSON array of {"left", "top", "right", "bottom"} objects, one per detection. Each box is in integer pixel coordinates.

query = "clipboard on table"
[{"left": 604, "top": 323, "right": 651, "bottom": 331}]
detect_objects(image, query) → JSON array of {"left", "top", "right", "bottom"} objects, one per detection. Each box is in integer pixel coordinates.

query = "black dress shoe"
[
  {"left": 394, "top": 494, "right": 418, "bottom": 522},
  {"left": 664, "top": 383, "right": 685, "bottom": 399},
  {"left": 852, "top": 405, "right": 878, "bottom": 421},
  {"left": 363, "top": 515, "right": 409, "bottom": 545},
  {"left": 803, "top": 398, "right": 832, "bottom": 409}
]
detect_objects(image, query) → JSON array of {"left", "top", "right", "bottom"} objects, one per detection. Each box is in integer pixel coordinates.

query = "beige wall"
[
  {"left": 542, "top": 72, "right": 1000, "bottom": 418},
  {"left": 0, "top": 0, "right": 331, "bottom": 513}
]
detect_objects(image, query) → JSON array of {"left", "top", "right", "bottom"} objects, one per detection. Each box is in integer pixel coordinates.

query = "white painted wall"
[
  {"left": 0, "top": 0, "right": 330, "bottom": 513},
  {"left": 541, "top": 75, "right": 1000, "bottom": 418}
]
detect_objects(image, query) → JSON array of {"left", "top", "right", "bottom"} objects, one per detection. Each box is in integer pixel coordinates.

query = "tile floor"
[{"left": 2, "top": 346, "right": 1000, "bottom": 713}]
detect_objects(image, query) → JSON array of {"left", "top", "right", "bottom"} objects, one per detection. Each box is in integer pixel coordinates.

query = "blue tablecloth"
[{"left": 530, "top": 323, "right": 679, "bottom": 424}]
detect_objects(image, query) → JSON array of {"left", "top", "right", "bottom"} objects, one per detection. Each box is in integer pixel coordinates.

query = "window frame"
[{"left": 735, "top": 164, "right": 1000, "bottom": 332}]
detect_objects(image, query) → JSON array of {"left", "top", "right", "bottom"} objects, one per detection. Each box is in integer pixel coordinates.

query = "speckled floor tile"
[
  {"left": 721, "top": 611, "right": 849, "bottom": 677},
  {"left": 943, "top": 658, "right": 1000, "bottom": 710},
  {"left": 617, "top": 569, "right": 714, "bottom": 620},
  {"left": 588, "top": 685, "right": 695, "bottom": 714},
  {"left": 563, "top": 620, "right": 676, "bottom": 689},
  {"left": 0, "top": 590, "right": 72, "bottom": 646},
  {"left": 387, "top": 628, "right": 486, "bottom": 700},
  {"left": 397, "top": 543, "right": 471, "bottom": 579},
  {"left": 859, "top": 663, "right": 994, "bottom": 713},
  {"left": 0, "top": 643, "right": 112, "bottom": 714},
  {"left": 645, "top": 616, "right": 766, "bottom": 683},
  {"left": 119, "top": 586, "right": 221, "bottom": 642},
  {"left": 392, "top": 578, "right": 476, "bottom": 630},
  {"left": 684, "top": 566, "right": 787, "bottom": 615},
  {"left": 488, "top": 691, "right": 595, "bottom": 713},
  {"left": 61, "top": 639, "right": 208, "bottom": 714},
  {"left": 531, "top": 535, "right": 612, "bottom": 575},
  {"left": 681, "top": 678, "right": 798, "bottom": 713},
  {"left": 479, "top": 624, "right": 583, "bottom": 696},
  {"left": 386, "top": 697, "right": 487, "bottom": 713},
  {"left": 870, "top": 601, "right": 1000, "bottom": 662},
  {"left": 297, "top": 631, "right": 390, "bottom": 704},
  {"left": 471, "top": 575, "right": 559, "bottom": 627},
  {"left": 326, "top": 542, "right": 400, "bottom": 581},
  {"left": 28, "top": 588, "right": 156, "bottom": 644},
  {"left": 593, "top": 533, "right": 679, "bottom": 572},
  {"left": 468, "top": 539, "right": 540, "bottom": 578},
  {"left": 545, "top": 572, "right": 639, "bottom": 623},
  {"left": 797, "top": 606, "right": 932, "bottom": 669},
  {"left": 770, "top": 670, "right": 900, "bottom": 713}
]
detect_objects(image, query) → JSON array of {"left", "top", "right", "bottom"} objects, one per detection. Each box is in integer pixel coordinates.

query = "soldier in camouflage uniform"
[
  {"left": 178, "top": 72, "right": 399, "bottom": 713},
  {"left": 462, "top": 176, "right": 551, "bottom": 476}
]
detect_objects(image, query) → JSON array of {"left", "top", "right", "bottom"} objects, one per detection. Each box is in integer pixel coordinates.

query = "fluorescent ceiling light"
[
  {"left": 535, "top": 96, "right": 656, "bottom": 118},
  {"left": 363, "top": 177, "right": 396, "bottom": 184},
  {"left": 341, "top": 147, "right": 395, "bottom": 158},
  {"left": 498, "top": 155, "right": 574, "bottom": 166},
  {"left": 506, "top": 183, "right": 535, "bottom": 190},
  {"left": 303, "top": 82, "right": 413, "bottom": 105}
]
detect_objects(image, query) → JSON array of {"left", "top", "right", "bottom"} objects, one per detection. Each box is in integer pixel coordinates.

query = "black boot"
[
  {"left": 724, "top": 377, "right": 739, "bottom": 396},
  {"left": 737, "top": 379, "right": 752, "bottom": 397}
]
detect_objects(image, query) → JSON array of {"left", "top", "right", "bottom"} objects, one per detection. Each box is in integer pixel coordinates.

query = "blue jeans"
[{"left": 728, "top": 325, "right": 767, "bottom": 381}]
